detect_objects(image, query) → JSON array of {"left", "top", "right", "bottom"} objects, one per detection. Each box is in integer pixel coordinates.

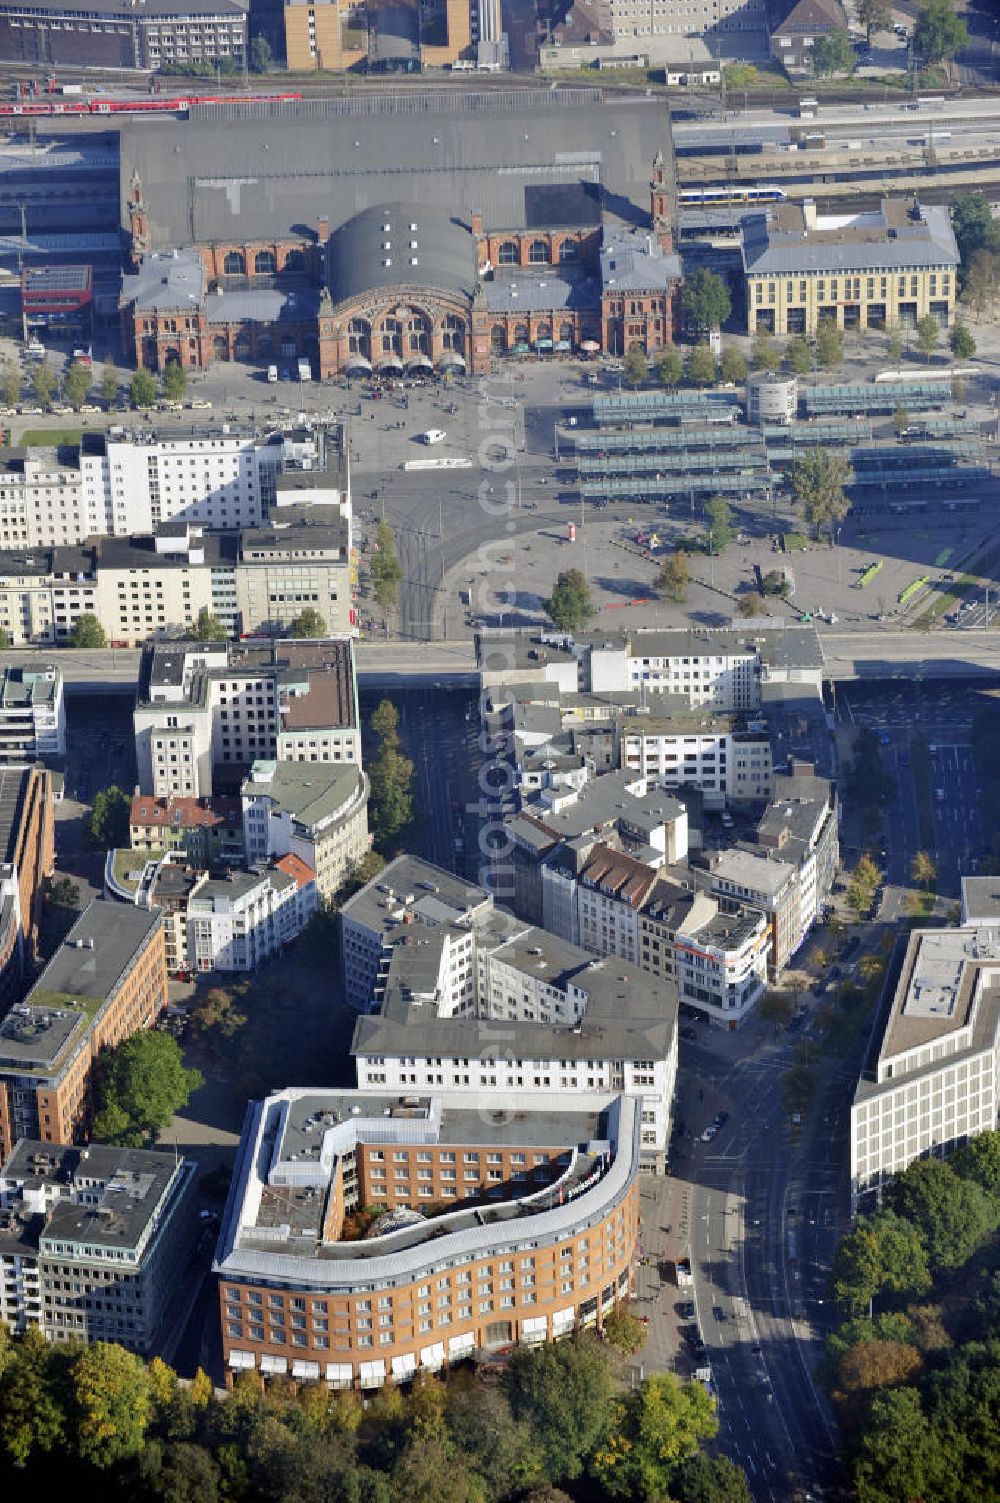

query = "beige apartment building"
[{"left": 741, "top": 199, "right": 959, "bottom": 337}]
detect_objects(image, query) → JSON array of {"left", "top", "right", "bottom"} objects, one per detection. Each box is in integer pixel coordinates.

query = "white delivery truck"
[
  {"left": 267, "top": 364, "right": 278, "bottom": 383},
  {"left": 297, "top": 359, "right": 311, "bottom": 383}
]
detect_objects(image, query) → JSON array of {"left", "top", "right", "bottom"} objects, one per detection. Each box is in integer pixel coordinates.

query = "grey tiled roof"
[
  {"left": 485, "top": 268, "right": 601, "bottom": 312},
  {"left": 600, "top": 225, "right": 682, "bottom": 291},
  {"left": 124, "top": 248, "right": 204, "bottom": 312},
  {"left": 120, "top": 94, "right": 672, "bottom": 249},
  {"left": 741, "top": 201, "right": 959, "bottom": 276}
]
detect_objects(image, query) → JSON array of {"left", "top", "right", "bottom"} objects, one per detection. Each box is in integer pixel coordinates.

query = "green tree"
[
  {"left": 30, "top": 362, "right": 57, "bottom": 409},
  {"left": 100, "top": 360, "right": 120, "bottom": 409},
  {"left": 833, "top": 1339, "right": 924, "bottom": 1431},
  {"left": 86, "top": 784, "right": 131, "bottom": 849},
  {"left": 49, "top": 875, "right": 81, "bottom": 909},
  {"left": 885, "top": 1157, "right": 998, "bottom": 1271},
  {"left": 724, "top": 61, "right": 757, "bottom": 90},
  {"left": 189, "top": 985, "right": 247, "bottom": 1043},
  {"left": 91, "top": 1031, "right": 203, "bottom": 1148},
  {"left": 915, "top": 314, "right": 940, "bottom": 359},
  {"left": 704, "top": 495, "right": 734, "bottom": 553},
  {"left": 751, "top": 332, "right": 781, "bottom": 372},
  {"left": 786, "top": 336, "right": 813, "bottom": 374},
  {"left": 686, "top": 344, "right": 718, "bottom": 387},
  {"left": 0, "top": 1325, "right": 66, "bottom": 1467},
  {"left": 719, "top": 346, "right": 747, "bottom": 384},
  {"left": 886, "top": 325, "right": 904, "bottom": 362},
  {"left": 680, "top": 268, "right": 731, "bottom": 336},
  {"left": 760, "top": 568, "right": 789, "bottom": 597},
  {"left": 602, "top": 1304, "right": 647, "bottom": 1355},
  {"left": 810, "top": 28, "right": 856, "bottom": 74},
  {"left": 789, "top": 445, "right": 851, "bottom": 541},
  {"left": 910, "top": 850, "right": 936, "bottom": 889},
  {"left": 675, "top": 1453, "right": 752, "bottom": 1503},
  {"left": 949, "top": 322, "right": 976, "bottom": 359},
  {"left": 815, "top": 318, "right": 844, "bottom": 369},
  {"left": 370, "top": 698, "right": 400, "bottom": 744},
  {"left": 191, "top": 606, "right": 227, "bottom": 642},
  {"left": 855, "top": 0, "right": 890, "bottom": 41},
  {"left": 622, "top": 347, "right": 649, "bottom": 388},
  {"left": 952, "top": 193, "right": 1000, "bottom": 267},
  {"left": 591, "top": 1373, "right": 717, "bottom": 1501},
  {"left": 737, "top": 590, "right": 765, "bottom": 617},
  {"left": 72, "top": 1342, "right": 152, "bottom": 1468},
  {"left": 505, "top": 1338, "right": 615, "bottom": 1484},
  {"left": 369, "top": 697, "right": 415, "bottom": 846},
  {"left": 852, "top": 1387, "right": 948, "bottom": 1503},
  {"left": 914, "top": 0, "right": 968, "bottom": 63},
  {"left": 0, "top": 364, "right": 20, "bottom": 408},
  {"left": 656, "top": 549, "right": 690, "bottom": 602},
  {"left": 250, "top": 34, "right": 273, "bottom": 71},
  {"left": 162, "top": 361, "right": 188, "bottom": 401},
  {"left": 893, "top": 405, "right": 910, "bottom": 436},
  {"left": 447, "top": 1385, "right": 545, "bottom": 1500},
  {"left": 64, "top": 360, "right": 91, "bottom": 411},
  {"left": 657, "top": 350, "right": 683, "bottom": 388},
  {"left": 370, "top": 519, "right": 403, "bottom": 610},
  {"left": 951, "top": 1129, "right": 1000, "bottom": 1199},
  {"left": 288, "top": 606, "right": 328, "bottom": 638},
  {"left": 138, "top": 1440, "right": 220, "bottom": 1503},
  {"left": 759, "top": 990, "right": 795, "bottom": 1027},
  {"left": 544, "top": 568, "right": 593, "bottom": 633},
  {"left": 832, "top": 1210, "right": 932, "bottom": 1316},
  {"left": 130, "top": 369, "right": 158, "bottom": 409},
  {"left": 962, "top": 248, "right": 1000, "bottom": 317},
  {"left": 68, "top": 611, "right": 106, "bottom": 648},
  {"left": 846, "top": 852, "right": 881, "bottom": 915}
]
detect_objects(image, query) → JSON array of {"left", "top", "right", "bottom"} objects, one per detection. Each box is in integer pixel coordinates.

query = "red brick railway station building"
[{"left": 119, "top": 90, "right": 680, "bottom": 379}]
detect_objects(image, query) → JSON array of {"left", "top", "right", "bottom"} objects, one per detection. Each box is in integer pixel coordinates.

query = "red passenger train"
[{"left": 0, "top": 92, "right": 302, "bottom": 119}]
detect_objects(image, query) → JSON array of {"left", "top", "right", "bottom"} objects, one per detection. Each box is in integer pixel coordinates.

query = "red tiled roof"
[
  {"left": 274, "top": 852, "right": 316, "bottom": 889},
  {"left": 129, "top": 795, "right": 242, "bottom": 829}
]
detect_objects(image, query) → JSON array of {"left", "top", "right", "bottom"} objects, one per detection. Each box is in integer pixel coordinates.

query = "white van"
[
  {"left": 297, "top": 358, "right": 311, "bottom": 383},
  {"left": 422, "top": 429, "right": 446, "bottom": 445},
  {"left": 267, "top": 364, "right": 278, "bottom": 383}
]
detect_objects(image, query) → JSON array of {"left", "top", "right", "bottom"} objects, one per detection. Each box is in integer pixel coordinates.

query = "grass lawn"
[
  {"left": 20, "top": 428, "right": 82, "bottom": 447},
  {"left": 783, "top": 531, "right": 810, "bottom": 552}
]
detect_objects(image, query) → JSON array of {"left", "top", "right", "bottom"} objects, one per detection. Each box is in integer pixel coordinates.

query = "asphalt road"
[{"left": 674, "top": 1013, "right": 850, "bottom": 1502}]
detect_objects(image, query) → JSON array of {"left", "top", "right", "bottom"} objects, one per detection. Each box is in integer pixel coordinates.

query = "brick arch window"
[
  {"left": 284, "top": 248, "right": 305, "bottom": 271},
  {"left": 528, "top": 239, "right": 549, "bottom": 265},
  {"left": 498, "top": 241, "right": 518, "bottom": 266},
  {"left": 514, "top": 323, "right": 529, "bottom": 345},
  {"left": 348, "top": 318, "right": 371, "bottom": 356},
  {"left": 223, "top": 251, "right": 245, "bottom": 275},
  {"left": 441, "top": 313, "right": 465, "bottom": 352},
  {"left": 254, "top": 250, "right": 277, "bottom": 274},
  {"left": 559, "top": 322, "right": 574, "bottom": 343},
  {"left": 559, "top": 240, "right": 579, "bottom": 263},
  {"left": 491, "top": 325, "right": 508, "bottom": 351},
  {"left": 212, "top": 334, "right": 229, "bottom": 361}
]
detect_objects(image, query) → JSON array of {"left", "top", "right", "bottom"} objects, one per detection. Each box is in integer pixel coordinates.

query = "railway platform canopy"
[{"left": 801, "top": 383, "right": 947, "bottom": 417}]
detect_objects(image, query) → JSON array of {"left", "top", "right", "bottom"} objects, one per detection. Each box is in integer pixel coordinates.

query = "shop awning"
[
  {"left": 406, "top": 354, "right": 433, "bottom": 371},
  {"left": 438, "top": 352, "right": 466, "bottom": 369},
  {"left": 344, "top": 354, "right": 372, "bottom": 373}
]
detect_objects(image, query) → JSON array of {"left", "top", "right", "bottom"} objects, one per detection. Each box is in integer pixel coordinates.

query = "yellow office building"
[{"left": 741, "top": 198, "right": 959, "bottom": 337}]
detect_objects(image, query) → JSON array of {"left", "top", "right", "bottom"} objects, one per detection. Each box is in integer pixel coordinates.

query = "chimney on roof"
[
  {"left": 317, "top": 214, "right": 330, "bottom": 243},
  {"left": 471, "top": 210, "right": 484, "bottom": 239}
]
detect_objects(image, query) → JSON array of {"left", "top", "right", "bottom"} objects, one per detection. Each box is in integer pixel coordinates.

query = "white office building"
[{"left": 850, "top": 923, "right": 1000, "bottom": 1208}]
